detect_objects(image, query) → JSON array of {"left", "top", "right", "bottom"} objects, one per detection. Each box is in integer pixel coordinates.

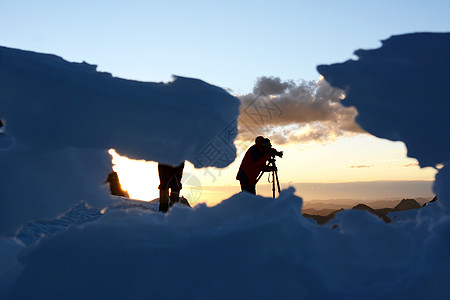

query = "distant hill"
[
  {"left": 302, "top": 208, "right": 341, "bottom": 216},
  {"left": 303, "top": 209, "right": 344, "bottom": 225},
  {"left": 394, "top": 199, "right": 421, "bottom": 211},
  {"left": 352, "top": 204, "right": 391, "bottom": 223}
]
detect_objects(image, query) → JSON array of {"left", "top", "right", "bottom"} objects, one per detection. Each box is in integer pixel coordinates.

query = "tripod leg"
[
  {"left": 255, "top": 171, "right": 264, "bottom": 184},
  {"left": 275, "top": 170, "right": 281, "bottom": 194},
  {"left": 272, "top": 170, "right": 276, "bottom": 198}
]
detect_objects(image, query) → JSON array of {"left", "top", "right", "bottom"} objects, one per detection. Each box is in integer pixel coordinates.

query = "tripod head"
[{"left": 255, "top": 153, "right": 282, "bottom": 198}]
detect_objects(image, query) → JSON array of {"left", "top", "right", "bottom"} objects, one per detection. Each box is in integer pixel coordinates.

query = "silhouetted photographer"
[{"left": 236, "top": 136, "right": 283, "bottom": 195}]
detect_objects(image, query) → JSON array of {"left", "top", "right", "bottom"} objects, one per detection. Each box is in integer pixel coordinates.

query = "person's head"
[
  {"left": 255, "top": 136, "right": 264, "bottom": 145},
  {"left": 261, "top": 138, "right": 272, "bottom": 153}
]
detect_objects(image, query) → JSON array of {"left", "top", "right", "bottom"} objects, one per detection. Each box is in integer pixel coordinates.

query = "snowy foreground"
[
  {"left": 1, "top": 32, "right": 450, "bottom": 299},
  {"left": 2, "top": 192, "right": 447, "bottom": 300}
]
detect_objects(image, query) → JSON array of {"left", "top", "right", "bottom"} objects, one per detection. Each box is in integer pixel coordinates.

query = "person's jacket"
[{"left": 236, "top": 139, "right": 271, "bottom": 185}]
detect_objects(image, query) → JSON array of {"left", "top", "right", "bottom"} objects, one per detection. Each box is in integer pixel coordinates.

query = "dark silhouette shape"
[
  {"left": 423, "top": 196, "right": 438, "bottom": 207},
  {"left": 236, "top": 137, "right": 281, "bottom": 194},
  {"left": 179, "top": 197, "right": 191, "bottom": 207},
  {"left": 104, "top": 171, "right": 129, "bottom": 198},
  {"left": 158, "top": 162, "right": 185, "bottom": 213}
]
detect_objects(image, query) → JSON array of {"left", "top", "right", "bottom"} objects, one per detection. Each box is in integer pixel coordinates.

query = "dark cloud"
[
  {"left": 237, "top": 76, "right": 364, "bottom": 144},
  {"left": 253, "top": 76, "right": 295, "bottom": 95}
]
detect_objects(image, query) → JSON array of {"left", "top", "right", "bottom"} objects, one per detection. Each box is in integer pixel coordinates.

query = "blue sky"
[{"left": 1, "top": 0, "right": 449, "bottom": 94}]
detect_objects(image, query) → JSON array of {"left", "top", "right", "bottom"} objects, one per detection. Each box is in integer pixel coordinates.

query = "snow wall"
[
  {"left": 1, "top": 33, "right": 450, "bottom": 299},
  {"left": 0, "top": 46, "right": 240, "bottom": 235}
]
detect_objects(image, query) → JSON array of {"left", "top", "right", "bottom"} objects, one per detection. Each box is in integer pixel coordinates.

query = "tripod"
[{"left": 256, "top": 156, "right": 281, "bottom": 198}]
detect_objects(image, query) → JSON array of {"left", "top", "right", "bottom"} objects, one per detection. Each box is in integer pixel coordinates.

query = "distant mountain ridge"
[
  {"left": 302, "top": 197, "right": 430, "bottom": 213},
  {"left": 303, "top": 198, "right": 433, "bottom": 225}
]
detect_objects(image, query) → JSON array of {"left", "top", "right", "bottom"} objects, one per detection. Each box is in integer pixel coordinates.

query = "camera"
[{"left": 269, "top": 148, "right": 283, "bottom": 158}]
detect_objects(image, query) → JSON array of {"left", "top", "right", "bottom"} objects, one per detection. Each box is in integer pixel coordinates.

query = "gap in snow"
[{"left": 108, "top": 149, "right": 203, "bottom": 206}]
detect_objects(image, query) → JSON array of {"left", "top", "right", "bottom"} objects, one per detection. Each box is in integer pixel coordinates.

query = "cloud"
[
  {"left": 253, "top": 76, "right": 296, "bottom": 95},
  {"left": 346, "top": 165, "right": 375, "bottom": 169},
  {"left": 346, "top": 162, "right": 419, "bottom": 169},
  {"left": 398, "top": 162, "right": 420, "bottom": 168},
  {"left": 237, "top": 76, "right": 364, "bottom": 144}
]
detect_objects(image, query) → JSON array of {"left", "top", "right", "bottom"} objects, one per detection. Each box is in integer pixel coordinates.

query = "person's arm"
[{"left": 249, "top": 146, "right": 271, "bottom": 170}]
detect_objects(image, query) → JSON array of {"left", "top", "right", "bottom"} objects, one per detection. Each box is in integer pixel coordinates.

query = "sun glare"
[{"left": 108, "top": 149, "right": 160, "bottom": 201}]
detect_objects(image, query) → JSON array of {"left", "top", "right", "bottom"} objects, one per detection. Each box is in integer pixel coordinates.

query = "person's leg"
[
  {"left": 159, "top": 189, "right": 169, "bottom": 212},
  {"left": 240, "top": 180, "right": 256, "bottom": 195},
  {"left": 158, "top": 164, "right": 171, "bottom": 212},
  {"left": 168, "top": 162, "right": 185, "bottom": 206},
  {"left": 248, "top": 184, "right": 256, "bottom": 194},
  {"left": 170, "top": 189, "right": 180, "bottom": 206}
]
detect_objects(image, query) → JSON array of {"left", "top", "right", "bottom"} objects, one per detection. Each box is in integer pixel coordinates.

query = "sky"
[{"left": 1, "top": 0, "right": 448, "bottom": 205}]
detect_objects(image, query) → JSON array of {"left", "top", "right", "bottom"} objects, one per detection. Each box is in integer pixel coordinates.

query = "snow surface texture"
[
  {"left": 1, "top": 33, "right": 450, "bottom": 299},
  {"left": 0, "top": 46, "right": 239, "bottom": 235}
]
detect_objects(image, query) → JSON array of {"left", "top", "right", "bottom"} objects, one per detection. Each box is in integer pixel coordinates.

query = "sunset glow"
[
  {"left": 108, "top": 133, "right": 437, "bottom": 207},
  {"left": 108, "top": 149, "right": 160, "bottom": 201},
  {"left": 108, "top": 149, "right": 204, "bottom": 205}
]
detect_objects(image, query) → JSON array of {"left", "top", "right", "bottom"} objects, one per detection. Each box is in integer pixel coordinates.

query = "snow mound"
[
  {"left": 317, "top": 32, "right": 450, "bottom": 168},
  {"left": 16, "top": 197, "right": 161, "bottom": 246}
]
